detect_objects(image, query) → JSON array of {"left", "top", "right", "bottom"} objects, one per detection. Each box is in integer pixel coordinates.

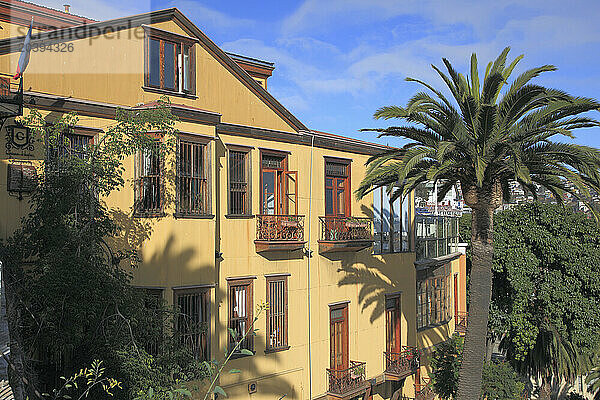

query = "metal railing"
[
  {"left": 455, "top": 312, "right": 468, "bottom": 335},
  {"left": 415, "top": 377, "right": 435, "bottom": 400},
  {"left": 384, "top": 346, "right": 420, "bottom": 378},
  {"left": 256, "top": 214, "right": 305, "bottom": 242},
  {"left": 319, "top": 216, "right": 373, "bottom": 241},
  {"left": 326, "top": 360, "right": 366, "bottom": 396}
]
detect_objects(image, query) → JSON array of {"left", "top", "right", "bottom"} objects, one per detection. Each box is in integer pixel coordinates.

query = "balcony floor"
[{"left": 318, "top": 239, "right": 373, "bottom": 254}]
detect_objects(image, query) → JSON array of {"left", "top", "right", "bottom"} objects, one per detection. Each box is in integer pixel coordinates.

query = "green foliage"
[
  {"left": 430, "top": 335, "right": 525, "bottom": 400},
  {"left": 586, "top": 365, "right": 600, "bottom": 400},
  {"left": 43, "top": 360, "right": 121, "bottom": 400},
  {"left": 565, "top": 393, "right": 586, "bottom": 400},
  {"left": 491, "top": 203, "right": 600, "bottom": 382},
  {"left": 430, "top": 334, "right": 463, "bottom": 399},
  {"left": 0, "top": 98, "right": 211, "bottom": 398},
  {"left": 481, "top": 361, "right": 526, "bottom": 400}
]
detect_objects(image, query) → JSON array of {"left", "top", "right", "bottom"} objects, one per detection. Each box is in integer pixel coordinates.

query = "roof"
[
  {"left": 0, "top": 0, "right": 95, "bottom": 29},
  {"left": 311, "top": 130, "right": 394, "bottom": 152},
  {"left": 225, "top": 52, "right": 275, "bottom": 70}
]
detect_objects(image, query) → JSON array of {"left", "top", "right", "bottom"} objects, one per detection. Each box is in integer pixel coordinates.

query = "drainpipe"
[{"left": 306, "top": 133, "right": 315, "bottom": 400}]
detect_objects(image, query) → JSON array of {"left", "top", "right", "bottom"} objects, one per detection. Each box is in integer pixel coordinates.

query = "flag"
[{"left": 14, "top": 17, "right": 33, "bottom": 79}]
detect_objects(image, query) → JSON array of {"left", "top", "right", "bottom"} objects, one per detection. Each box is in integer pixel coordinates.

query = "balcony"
[
  {"left": 318, "top": 216, "right": 374, "bottom": 254},
  {"left": 0, "top": 73, "right": 23, "bottom": 118},
  {"left": 455, "top": 312, "right": 468, "bottom": 336},
  {"left": 384, "top": 346, "right": 420, "bottom": 380},
  {"left": 415, "top": 377, "right": 435, "bottom": 400},
  {"left": 415, "top": 215, "right": 459, "bottom": 260},
  {"left": 326, "top": 361, "right": 369, "bottom": 399},
  {"left": 254, "top": 214, "right": 306, "bottom": 253}
]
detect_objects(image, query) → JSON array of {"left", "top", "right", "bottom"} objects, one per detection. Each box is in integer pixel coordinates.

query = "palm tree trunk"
[{"left": 456, "top": 206, "right": 495, "bottom": 400}]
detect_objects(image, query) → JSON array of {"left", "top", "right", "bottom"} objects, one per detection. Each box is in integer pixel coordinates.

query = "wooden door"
[
  {"left": 385, "top": 295, "right": 401, "bottom": 354},
  {"left": 454, "top": 273, "right": 459, "bottom": 317},
  {"left": 330, "top": 304, "right": 349, "bottom": 371}
]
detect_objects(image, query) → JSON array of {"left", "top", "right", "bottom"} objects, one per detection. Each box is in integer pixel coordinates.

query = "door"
[
  {"left": 385, "top": 295, "right": 401, "bottom": 354},
  {"left": 284, "top": 171, "right": 298, "bottom": 215},
  {"left": 454, "top": 273, "right": 459, "bottom": 317},
  {"left": 330, "top": 304, "right": 349, "bottom": 371},
  {"left": 325, "top": 176, "right": 348, "bottom": 216},
  {"left": 261, "top": 169, "right": 280, "bottom": 214}
]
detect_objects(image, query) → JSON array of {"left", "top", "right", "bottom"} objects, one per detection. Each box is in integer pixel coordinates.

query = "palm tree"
[{"left": 356, "top": 47, "right": 600, "bottom": 400}]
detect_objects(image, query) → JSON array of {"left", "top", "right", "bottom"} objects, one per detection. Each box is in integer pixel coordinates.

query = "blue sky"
[{"left": 37, "top": 0, "right": 600, "bottom": 148}]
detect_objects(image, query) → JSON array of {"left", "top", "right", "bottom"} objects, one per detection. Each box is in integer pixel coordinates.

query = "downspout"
[{"left": 306, "top": 133, "right": 315, "bottom": 400}]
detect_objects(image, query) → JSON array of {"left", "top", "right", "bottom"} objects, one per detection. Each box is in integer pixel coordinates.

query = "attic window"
[{"left": 144, "top": 26, "right": 196, "bottom": 95}]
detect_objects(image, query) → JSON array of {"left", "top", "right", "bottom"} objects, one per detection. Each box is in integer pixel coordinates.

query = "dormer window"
[{"left": 144, "top": 26, "right": 196, "bottom": 96}]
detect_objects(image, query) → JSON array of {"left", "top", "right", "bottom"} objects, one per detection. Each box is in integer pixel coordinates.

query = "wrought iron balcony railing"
[
  {"left": 256, "top": 214, "right": 305, "bottom": 242},
  {"left": 319, "top": 216, "right": 373, "bottom": 242},
  {"left": 415, "top": 377, "right": 435, "bottom": 400},
  {"left": 326, "top": 360, "right": 366, "bottom": 396},
  {"left": 384, "top": 346, "right": 420, "bottom": 378},
  {"left": 455, "top": 312, "right": 468, "bottom": 335}
]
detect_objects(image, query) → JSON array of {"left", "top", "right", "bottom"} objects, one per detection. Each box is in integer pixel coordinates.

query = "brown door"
[
  {"left": 385, "top": 295, "right": 401, "bottom": 354},
  {"left": 454, "top": 273, "right": 459, "bottom": 317},
  {"left": 330, "top": 304, "right": 349, "bottom": 371}
]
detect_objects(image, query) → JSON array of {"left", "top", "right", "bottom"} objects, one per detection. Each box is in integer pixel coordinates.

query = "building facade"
[{"left": 0, "top": 2, "right": 466, "bottom": 400}]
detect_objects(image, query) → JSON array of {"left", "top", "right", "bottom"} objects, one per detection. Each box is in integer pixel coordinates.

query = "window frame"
[
  {"left": 227, "top": 278, "right": 254, "bottom": 356},
  {"left": 373, "top": 185, "right": 411, "bottom": 254},
  {"left": 134, "top": 138, "right": 164, "bottom": 217},
  {"left": 265, "top": 275, "right": 289, "bottom": 353},
  {"left": 259, "top": 150, "right": 298, "bottom": 216},
  {"left": 143, "top": 26, "right": 197, "bottom": 96},
  {"left": 176, "top": 135, "right": 211, "bottom": 217},
  {"left": 173, "top": 287, "right": 211, "bottom": 361},
  {"left": 416, "top": 264, "right": 452, "bottom": 330},
  {"left": 227, "top": 146, "right": 252, "bottom": 217},
  {"left": 324, "top": 157, "right": 351, "bottom": 217}
]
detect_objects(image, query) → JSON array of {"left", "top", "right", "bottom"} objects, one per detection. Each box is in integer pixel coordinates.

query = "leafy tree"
[
  {"left": 0, "top": 100, "right": 210, "bottom": 400},
  {"left": 481, "top": 361, "right": 526, "bottom": 400},
  {"left": 356, "top": 47, "right": 600, "bottom": 399},
  {"left": 430, "top": 334, "right": 525, "bottom": 400},
  {"left": 430, "top": 334, "right": 464, "bottom": 399},
  {"left": 586, "top": 365, "right": 600, "bottom": 400},
  {"left": 491, "top": 203, "right": 600, "bottom": 394}
]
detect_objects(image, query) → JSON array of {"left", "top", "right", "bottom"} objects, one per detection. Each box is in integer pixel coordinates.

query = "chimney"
[{"left": 63, "top": 4, "right": 70, "bottom": 13}]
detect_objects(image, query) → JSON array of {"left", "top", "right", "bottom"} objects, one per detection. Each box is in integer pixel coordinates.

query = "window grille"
[
  {"left": 229, "top": 150, "right": 249, "bottom": 215},
  {"left": 266, "top": 277, "right": 288, "bottom": 350},
  {"left": 228, "top": 282, "right": 253, "bottom": 353},
  {"left": 178, "top": 140, "right": 208, "bottom": 215},
  {"left": 135, "top": 141, "right": 162, "bottom": 215},
  {"left": 174, "top": 288, "right": 210, "bottom": 360}
]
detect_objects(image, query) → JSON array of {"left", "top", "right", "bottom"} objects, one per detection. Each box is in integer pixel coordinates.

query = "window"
[
  {"left": 174, "top": 288, "right": 211, "bottom": 361},
  {"left": 415, "top": 215, "right": 459, "bottom": 260},
  {"left": 260, "top": 152, "right": 298, "bottom": 215},
  {"left": 325, "top": 159, "right": 350, "bottom": 216},
  {"left": 373, "top": 186, "right": 410, "bottom": 253},
  {"left": 47, "top": 132, "right": 94, "bottom": 162},
  {"left": 417, "top": 264, "right": 452, "bottom": 329},
  {"left": 228, "top": 280, "right": 253, "bottom": 354},
  {"left": 135, "top": 141, "right": 162, "bottom": 215},
  {"left": 141, "top": 288, "right": 163, "bottom": 355},
  {"left": 177, "top": 139, "right": 209, "bottom": 216},
  {"left": 266, "top": 276, "right": 288, "bottom": 351},
  {"left": 228, "top": 149, "right": 251, "bottom": 215},
  {"left": 145, "top": 27, "right": 196, "bottom": 94}
]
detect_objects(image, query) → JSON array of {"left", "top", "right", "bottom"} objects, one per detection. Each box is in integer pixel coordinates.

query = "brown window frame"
[
  {"left": 416, "top": 263, "right": 451, "bottom": 330},
  {"left": 329, "top": 302, "right": 349, "bottom": 371},
  {"left": 385, "top": 293, "right": 401, "bottom": 354},
  {"left": 134, "top": 139, "right": 163, "bottom": 216},
  {"left": 173, "top": 287, "right": 211, "bottom": 361},
  {"left": 265, "top": 275, "right": 289, "bottom": 352},
  {"left": 228, "top": 279, "right": 254, "bottom": 355},
  {"left": 176, "top": 136, "right": 210, "bottom": 217},
  {"left": 324, "top": 157, "right": 351, "bottom": 217},
  {"left": 144, "top": 26, "right": 197, "bottom": 95},
  {"left": 227, "top": 147, "right": 252, "bottom": 216},
  {"left": 259, "top": 151, "right": 298, "bottom": 216},
  {"left": 47, "top": 131, "right": 95, "bottom": 162}
]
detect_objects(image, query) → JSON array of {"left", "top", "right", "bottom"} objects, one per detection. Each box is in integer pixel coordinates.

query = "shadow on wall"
[{"left": 107, "top": 208, "right": 299, "bottom": 399}]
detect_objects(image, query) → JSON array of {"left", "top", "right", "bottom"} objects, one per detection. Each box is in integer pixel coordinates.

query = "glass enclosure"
[{"left": 415, "top": 215, "right": 459, "bottom": 260}]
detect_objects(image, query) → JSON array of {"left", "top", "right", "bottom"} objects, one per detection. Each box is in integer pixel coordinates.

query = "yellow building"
[{"left": 0, "top": 2, "right": 467, "bottom": 400}]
